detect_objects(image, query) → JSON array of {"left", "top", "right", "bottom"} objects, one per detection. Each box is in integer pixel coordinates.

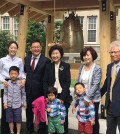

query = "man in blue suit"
[
  {"left": 101, "top": 40, "right": 120, "bottom": 134},
  {"left": 24, "top": 39, "right": 50, "bottom": 134}
]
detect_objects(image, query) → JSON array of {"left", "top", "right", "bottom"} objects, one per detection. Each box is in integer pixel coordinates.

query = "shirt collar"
[
  {"left": 7, "top": 55, "right": 16, "bottom": 60},
  {"left": 32, "top": 54, "right": 41, "bottom": 59},
  {"left": 117, "top": 62, "right": 120, "bottom": 67}
]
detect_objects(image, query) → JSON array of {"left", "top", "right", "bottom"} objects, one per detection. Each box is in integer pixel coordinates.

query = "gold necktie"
[{"left": 110, "top": 64, "right": 117, "bottom": 101}]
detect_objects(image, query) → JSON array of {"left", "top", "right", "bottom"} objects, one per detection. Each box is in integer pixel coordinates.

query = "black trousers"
[
  {"left": 93, "top": 102, "right": 100, "bottom": 134},
  {"left": 26, "top": 97, "right": 46, "bottom": 134},
  {"left": 106, "top": 102, "right": 120, "bottom": 134},
  {"left": 1, "top": 89, "right": 10, "bottom": 134}
]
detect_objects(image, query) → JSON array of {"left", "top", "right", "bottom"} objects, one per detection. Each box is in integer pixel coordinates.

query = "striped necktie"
[
  {"left": 31, "top": 57, "right": 36, "bottom": 71},
  {"left": 110, "top": 64, "right": 117, "bottom": 101}
]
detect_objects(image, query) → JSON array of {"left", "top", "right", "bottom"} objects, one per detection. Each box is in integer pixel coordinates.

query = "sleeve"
[
  {"left": 59, "top": 103, "right": 66, "bottom": 122},
  {"left": 73, "top": 96, "right": 79, "bottom": 107},
  {"left": 0, "top": 58, "right": 5, "bottom": 82},
  {"left": 60, "top": 64, "right": 71, "bottom": 101},
  {"left": 3, "top": 87, "right": 8, "bottom": 104},
  {"left": 21, "top": 87, "right": 26, "bottom": 106},
  {"left": 85, "top": 66, "right": 102, "bottom": 101},
  {"left": 19, "top": 58, "right": 26, "bottom": 79},
  {"left": 88, "top": 101, "right": 95, "bottom": 121}
]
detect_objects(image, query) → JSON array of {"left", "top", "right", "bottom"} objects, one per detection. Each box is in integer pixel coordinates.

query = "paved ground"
[{"left": 0, "top": 88, "right": 119, "bottom": 134}]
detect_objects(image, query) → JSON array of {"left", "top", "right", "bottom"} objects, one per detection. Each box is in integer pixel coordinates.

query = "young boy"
[
  {"left": 3, "top": 66, "right": 26, "bottom": 134},
  {"left": 72, "top": 82, "right": 95, "bottom": 134},
  {"left": 47, "top": 86, "right": 66, "bottom": 134}
]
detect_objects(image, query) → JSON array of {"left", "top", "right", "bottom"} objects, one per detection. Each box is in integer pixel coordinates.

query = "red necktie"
[{"left": 31, "top": 57, "right": 36, "bottom": 71}]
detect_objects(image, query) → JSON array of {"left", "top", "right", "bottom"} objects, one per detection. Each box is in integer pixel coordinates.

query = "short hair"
[
  {"left": 80, "top": 46, "right": 98, "bottom": 61},
  {"left": 109, "top": 40, "right": 120, "bottom": 51},
  {"left": 30, "top": 39, "right": 41, "bottom": 47},
  {"left": 49, "top": 45, "right": 64, "bottom": 58},
  {"left": 74, "top": 82, "right": 85, "bottom": 90},
  {"left": 7, "top": 41, "right": 18, "bottom": 49},
  {"left": 47, "top": 86, "right": 58, "bottom": 96},
  {"left": 9, "top": 66, "right": 19, "bottom": 74}
]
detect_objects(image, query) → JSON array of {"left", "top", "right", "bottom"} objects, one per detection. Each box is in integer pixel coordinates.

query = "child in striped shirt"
[
  {"left": 47, "top": 86, "right": 66, "bottom": 134},
  {"left": 72, "top": 82, "right": 95, "bottom": 134}
]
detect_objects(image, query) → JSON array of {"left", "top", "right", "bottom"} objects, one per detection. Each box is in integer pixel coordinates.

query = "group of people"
[{"left": 0, "top": 39, "right": 120, "bottom": 134}]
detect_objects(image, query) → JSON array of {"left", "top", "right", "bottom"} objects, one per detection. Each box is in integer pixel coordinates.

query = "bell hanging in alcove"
[{"left": 61, "top": 11, "right": 84, "bottom": 53}]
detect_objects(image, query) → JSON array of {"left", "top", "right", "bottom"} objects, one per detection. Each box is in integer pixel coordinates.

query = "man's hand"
[
  {"left": 72, "top": 106, "right": 76, "bottom": 114},
  {"left": 47, "top": 108, "right": 51, "bottom": 112},
  {"left": 84, "top": 100, "right": 89, "bottom": 106},
  {"left": 4, "top": 103, "right": 8, "bottom": 109},
  {"left": 59, "top": 99, "right": 64, "bottom": 104},
  {"left": 4, "top": 80, "right": 8, "bottom": 88},
  {"left": 90, "top": 120, "right": 95, "bottom": 126},
  {"left": 20, "top": 79, "right": 26, "bottom": 88},
  {"left": 60, "top": 121, "right": 64, "bottom": 125}
]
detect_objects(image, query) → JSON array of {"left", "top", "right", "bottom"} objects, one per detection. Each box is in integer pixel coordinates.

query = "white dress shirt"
[
  {"left": 54, "top": 62, "right": 62, "bottom": 93},
  {"left": 30, "top": 54, "right": 40, "bottom": 70},
  {"left": 0, "top": 55, "right": 26, "bottom": 83}
]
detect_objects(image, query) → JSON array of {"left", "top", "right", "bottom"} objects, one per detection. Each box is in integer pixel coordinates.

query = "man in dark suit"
[
  {"left": 101, "top": 40, "right": 120, "bottom": 134},
  {"left": 24, "top": 39, "right": 50, "bottom": 134}
]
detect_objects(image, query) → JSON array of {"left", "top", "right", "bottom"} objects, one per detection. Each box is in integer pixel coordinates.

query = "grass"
[{"left": 71, "top": 79, "right": 77, "bottom": 87}]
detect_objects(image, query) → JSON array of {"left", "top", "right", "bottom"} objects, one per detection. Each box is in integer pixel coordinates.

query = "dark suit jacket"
[
  {"left": 101, "top": 63, "right": 120, "bottom": 116},
  {"left": 24, "top": 54, "right": 50, "bottom": 101},
  {"left": 43, "top": 61, "right": 71, "bottom": 104}
]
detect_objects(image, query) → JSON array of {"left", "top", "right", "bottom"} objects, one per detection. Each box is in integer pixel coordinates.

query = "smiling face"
[
  {"left": 8, "top": 43, "right": 18, "bottom": 57},
  {"left": 83, "top": 50, "right": 93, "bottom": 65},
  {"left": 30, "top": 42, "right": 42, "bottom": 57},
  {"left": 109, "top": 46, "right": 120, "bottom": 63},
  {"left": 9, "top": 70, "right": 19, "bottom": 82},
  {"left": 48, "top": 93, "right": 56, "bottom": 101},
  {"left": 75, "top": 84, "right": 85, "bottom": 96},
  {"left": 51, "top": 49, "right": 61, "bottom": 64}
]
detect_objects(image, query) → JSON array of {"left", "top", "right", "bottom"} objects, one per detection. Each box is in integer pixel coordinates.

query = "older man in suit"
[
  {"left": 101, "top": 40, "right": 120, "bottom": 134},
  {"left": 24, "top": 39, "right": 50, "bottom": 134}
]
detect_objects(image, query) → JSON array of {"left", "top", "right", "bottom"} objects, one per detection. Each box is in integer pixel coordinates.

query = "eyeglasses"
[
  {"left": 109, "top": 50, "right": 120, "bottom": 54},
  {"left": 31, "top": 46, "right": 40, "bottom": 49}
]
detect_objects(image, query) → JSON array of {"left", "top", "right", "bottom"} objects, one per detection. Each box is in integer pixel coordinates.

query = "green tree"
[
  {"left": 0, "top": 31, "right": 13, "bottom": 58},
  {"left": 26, "top": 21, "right": 46, "bottom": 55}
]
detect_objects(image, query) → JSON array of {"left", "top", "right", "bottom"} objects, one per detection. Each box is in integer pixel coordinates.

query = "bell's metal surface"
[{"left": 61, "top": 12, "right": 84, "bottom": 53}]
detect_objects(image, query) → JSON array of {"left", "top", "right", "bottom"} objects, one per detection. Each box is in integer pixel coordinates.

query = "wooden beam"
[
  {"left": 8, "top": 5, "right": 20, "bottom": 16},
  {"left": 33, "top": 14, "right": 47, "bottom": 22},
  {"left": 17, "top": 5, "right": 29, "bottom": 60},
  {"left": 29, "top": 0, "right": 53, "bottom": 1},
  {"left": 6, "top": 0, "right": 29, "bottom": 5},
  {"left": 45, "top": 15, "right": 54, "bottom": 57},
  {"left": 28, "top": 10, "right": 37, "bottom": 19},
  {"left": 29, "top": 13, "right": 41, "bottom": 21},
  {"left": 0, "top": 1, "right": 9, "bottom": 8},
  {"left": 29, "top": 6, "right": 50, "bottom": 15},
  {"left": 0, "top": 3, "right": 17, "bottom": 15}
]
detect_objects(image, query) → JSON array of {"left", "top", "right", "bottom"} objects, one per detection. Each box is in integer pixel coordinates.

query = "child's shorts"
[
  {"left": 48, "top": 115, "right": 64, "bottom": 133},
  {"left": 78, "top": 121, "right": 93, "bottom": 134},
  {"left": 6, "top": 107, "right": 22, "bottom": 123}
]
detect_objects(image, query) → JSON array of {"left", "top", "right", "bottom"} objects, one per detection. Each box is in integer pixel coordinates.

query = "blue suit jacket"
[{"left": 101, "top": 63, "right": 120, "bottom": 116}]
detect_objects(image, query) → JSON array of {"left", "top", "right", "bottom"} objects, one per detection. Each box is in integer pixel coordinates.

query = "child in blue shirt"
[
  {"left": 3, "top": 66, "right": 26, "bottom": 134},
  {"left": 72, "top": 82, "right": 95, "bottom": 134},
  {"left": 47, "top": 86, "right": 66, "bottom": 134}
]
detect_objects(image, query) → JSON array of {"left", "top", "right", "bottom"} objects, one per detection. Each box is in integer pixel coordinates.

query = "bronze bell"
[{"left": 61, "top": 11, "right": 84, "bottom": 53}]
